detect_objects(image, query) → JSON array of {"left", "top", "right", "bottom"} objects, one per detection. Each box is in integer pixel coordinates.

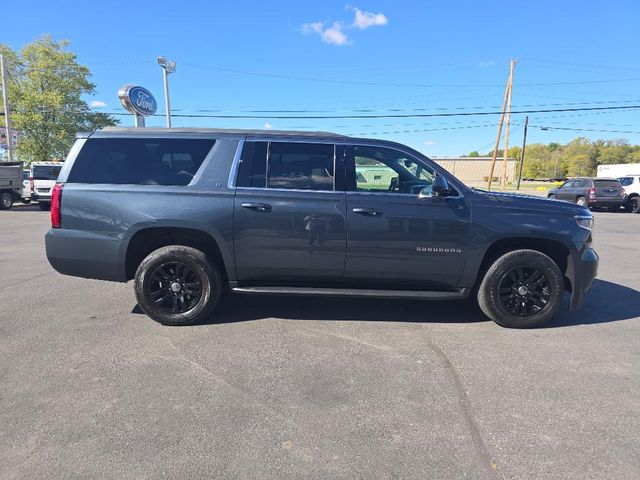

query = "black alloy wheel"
[
  {"left": 134, "top": 245, "right": 222, "bottom": 326},
  {"left": 146, "top": 261, "right": 203, "bottom": 315},
  {"left": 497, "top": 266, "right": 551, "bottom": 317},
  {"left": 477, "top": 249, "right": 564, "bottom": 328}
]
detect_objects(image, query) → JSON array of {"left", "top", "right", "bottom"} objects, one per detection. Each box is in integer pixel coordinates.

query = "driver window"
[{"left": 351, "top": 145, "right": 435, "bottom": 195}]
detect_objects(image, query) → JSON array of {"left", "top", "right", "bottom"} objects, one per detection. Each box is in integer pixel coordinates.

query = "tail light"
[
  {"left": 51, "top": 183, "right": 63, "bottom": 228},
  {"left": 29, "top": 176, "right": 34, "bottom": 191},
  {"left": 588, "top": 187, "right": 596, "bottom": 198}
]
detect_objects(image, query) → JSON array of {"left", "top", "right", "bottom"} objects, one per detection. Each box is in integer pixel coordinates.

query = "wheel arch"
[
  {"left": 124, "top": 227, "right": 230, "bottom": 282},
  {"left": 475, "top": 237, "right": 572, "bottom": 292}
]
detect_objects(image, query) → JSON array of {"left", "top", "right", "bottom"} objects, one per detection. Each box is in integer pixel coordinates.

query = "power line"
[
  {"left": 180, "top": 62, "right": 640, "bottom": 89},
  {"left": 530, "top": 125, "right": 640, "bottom": 135},
  {"left": 96, "top": 104, "right": 640, "bottom": 120}
]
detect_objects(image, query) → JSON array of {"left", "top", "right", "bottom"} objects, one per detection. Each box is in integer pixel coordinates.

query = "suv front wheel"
[
  {"left": 134, "top": 245, "right": 222, "bottom": 326},
  {"left": 478, "top": 249, "right": 564, "bottom": 328}
]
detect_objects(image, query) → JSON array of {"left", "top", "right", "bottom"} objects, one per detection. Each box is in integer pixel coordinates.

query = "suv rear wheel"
[
  {"left": 134, "top": 245, "right": 222, "bottom": 326},
  {"left": 478, "top": 249, "right": 564, "bottom": 328},
  {"left": 576, "top": 196, "right": 587, "bottom": 207}
]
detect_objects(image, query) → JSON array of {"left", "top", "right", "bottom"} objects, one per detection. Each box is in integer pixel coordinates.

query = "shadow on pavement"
[
  {"left": 545, "top": 279, "right": 640, "bottom": 328},
  {"left": 132, "top": 279, "right": 639, "bottom": 329}
]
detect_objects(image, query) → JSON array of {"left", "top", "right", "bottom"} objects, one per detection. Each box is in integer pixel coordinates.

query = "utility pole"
[
  {"left": 487, "top": 59, "right": 517, "bottom": 190},
  {"left": 157, "top": 56, "right": 176, "bottom": 128},
  {"left": 500, "top": 62, "right": 516, "bottom": 190},
  {"left": 516, "top": 116, "right": 529, "bottom": 190},
  {"left": 0, "top": 54, "right": 13, "bottom": 162}
]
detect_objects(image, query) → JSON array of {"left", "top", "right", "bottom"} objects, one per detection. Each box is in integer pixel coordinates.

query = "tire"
[
  {"left": 547, "top": 194, "right": 555, "bottom": 199},
  {"left": 38, "top": 202, "right": 51, "bottom": 211},
  {"left": 0, "top": 192, "right": 12, "bottom": 210},
  {"left": 134, "top": 245, "right": 222, "bottom": 326},
  {"left": 576, "top": 196, "right": 587, "bottom": 207},
  {"left": 629, "top": 197, "right": 640, "bottom": 214},
  {"left": 477, "top": 249, "right": 564, "bottom": 328}
]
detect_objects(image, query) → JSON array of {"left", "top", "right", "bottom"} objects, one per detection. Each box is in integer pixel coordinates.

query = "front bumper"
[
  {"left": 32, "top": 192, "right": 52, "bottom": 202},
  {"left": 568, "top": 246, "right": 598, "bottom": 311}
]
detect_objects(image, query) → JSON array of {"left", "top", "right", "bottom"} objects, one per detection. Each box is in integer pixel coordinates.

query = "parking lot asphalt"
[{"left": 1, "top": 206, "right": 639, "bottom": 480}]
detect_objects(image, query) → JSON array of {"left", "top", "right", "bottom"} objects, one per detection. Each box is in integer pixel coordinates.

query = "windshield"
[
  {"left": 618, "top": 177, "right": 633, "bottom": 186},
  {"left": 32, "top": 165, "right": 62, "bottom": 181}
]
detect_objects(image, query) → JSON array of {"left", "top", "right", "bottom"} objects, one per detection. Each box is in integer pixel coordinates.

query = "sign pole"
[
  {"left": 134, "top": 114, "right": 145, "bottom": 128},
  {"left": 0, "top": 54, "right": 13, "bottom": 162}
]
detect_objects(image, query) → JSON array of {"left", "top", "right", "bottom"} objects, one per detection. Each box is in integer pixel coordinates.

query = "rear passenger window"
[
  {"left": 237, "top": 141, "right": 268, "bottom": 188},
  {"left": 267, "top": 142, "right": 334, "bottom": 191},
  {"left": 67, "top": 138, "right": 215, "bottom": 186}
]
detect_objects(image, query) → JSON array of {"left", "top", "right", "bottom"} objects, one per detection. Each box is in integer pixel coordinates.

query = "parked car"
[
  {"left": 617, "top": 175, "right": 640, "bottom": 213},
  {"left": 547, "top": 177, "right": 626, "bottom": 211},
  {"left": 45, "top": 128, "right": 598, "bottom": 329},
  {"left": 30, "top": 162, "right": 63, "bottom": 210},
  {"left": 0, "top": 162, "right": 23, "bottom": 210},
  {"left": 21, "top": 170, "right": 32, "bottom": 203}
]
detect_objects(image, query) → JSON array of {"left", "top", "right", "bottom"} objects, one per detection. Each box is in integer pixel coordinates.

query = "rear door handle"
[
  {"left": 352, "top": 207, "right": 383, "bottom": 217},
  {"left": 241, "top": 202, "right": 272, "bottom": 212}
]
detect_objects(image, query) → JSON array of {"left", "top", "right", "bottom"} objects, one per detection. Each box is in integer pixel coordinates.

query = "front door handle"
[
  {"left": 241, "top": 202, "right": 272, "bottom": 212},
  {"left": 352, "top": 207, "right": 383, "bottom": 217}
]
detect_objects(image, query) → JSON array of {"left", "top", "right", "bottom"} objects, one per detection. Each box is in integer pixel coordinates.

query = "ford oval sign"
[{"left": 118, "top": 84, "right": 157, "bottom": 117}]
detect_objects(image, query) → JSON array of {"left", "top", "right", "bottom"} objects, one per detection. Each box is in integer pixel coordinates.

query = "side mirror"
[{"left": 432, "top": 174, "right": 450, "bottom": 197}]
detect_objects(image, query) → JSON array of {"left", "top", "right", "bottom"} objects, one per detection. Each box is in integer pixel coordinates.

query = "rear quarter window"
[{"left": 67, "top": 138, "right": 215, "bottom": 186}]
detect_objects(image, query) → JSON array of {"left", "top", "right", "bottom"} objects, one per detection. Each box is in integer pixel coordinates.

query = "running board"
[{"left": 231, "top": 286, "right": 469, "bottom": 300}]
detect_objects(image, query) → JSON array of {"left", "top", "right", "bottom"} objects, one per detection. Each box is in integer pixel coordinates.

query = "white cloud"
[
  {"left": 424, "top": 140, "right": 436, "bottom": 146},
  {"left": 321, "top": 22, "right": 350, "bottom": 46},
  {"left": 302, "top": 21, "right": 351, "bottom": 46},
  {"left": 477, "top": 60, "right": 496, "bottom": 69},
  {"left": 90, "top": 100, "right": 107, "bottom": 108},
  {"left": 349, "top": 6, "right": 388, "bottom": 29},
  {"left": 264, "top": 122, "right": 273, "bottom": 129},
  {"left": 301, "top": 22, "right": 324, "bottom": 34},
  {"left": 301, "top": 6, "right": 387, "bottom": 46}
]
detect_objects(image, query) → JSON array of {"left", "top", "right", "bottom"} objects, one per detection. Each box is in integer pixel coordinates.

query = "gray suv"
[
  {"left": 547, "top": 177, "right": 626, "bottom": 211},
  {"left": 45, "top": 128, "right": 598, "bottom": 328}
]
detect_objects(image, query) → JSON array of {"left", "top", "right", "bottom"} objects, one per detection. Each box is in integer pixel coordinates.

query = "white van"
[{"left": 30, "top": 162, "right": 63, "bottom": 210}]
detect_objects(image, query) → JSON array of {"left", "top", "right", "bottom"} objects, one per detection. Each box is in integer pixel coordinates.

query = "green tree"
[
  {"left": 1, "top": 36, "right": 117, "bottom": 163},
  {"left": 467, "top": 150, "right": 480, "bottom": 157}
]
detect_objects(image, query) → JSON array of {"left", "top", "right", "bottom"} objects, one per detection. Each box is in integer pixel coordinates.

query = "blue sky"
[{"left": 3, "top": 0, "right": 640, "bottom": 156}]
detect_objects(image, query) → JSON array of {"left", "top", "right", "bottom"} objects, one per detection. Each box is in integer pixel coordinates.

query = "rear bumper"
[
  {"left": 567, "top": 246, "right": 598, "bottom": 311},
  {"left": 589, "top": 197, "right": 625, "bottom": 207},
  {"left": 45, "top": 228, "right": 126, "bottom": 282}
]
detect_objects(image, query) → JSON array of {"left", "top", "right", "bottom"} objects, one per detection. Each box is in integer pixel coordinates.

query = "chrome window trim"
[
  {"left": 235, "top": 186, "right": 342, "bottom": 195},
  {"left": 347, "top": 190, "right": 463, "bottom": 200},
  {"left": 227, "top": 139, "right": 246, "bottom": 189}
]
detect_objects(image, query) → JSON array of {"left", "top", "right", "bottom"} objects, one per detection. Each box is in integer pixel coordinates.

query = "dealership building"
[{"left": 433, "top": 157, "right": 517, "bottom": 187}]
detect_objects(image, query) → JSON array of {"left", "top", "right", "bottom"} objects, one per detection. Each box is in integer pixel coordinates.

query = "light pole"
[{"left": 157, "top": 56, "right": 176, "bottom": 128}]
